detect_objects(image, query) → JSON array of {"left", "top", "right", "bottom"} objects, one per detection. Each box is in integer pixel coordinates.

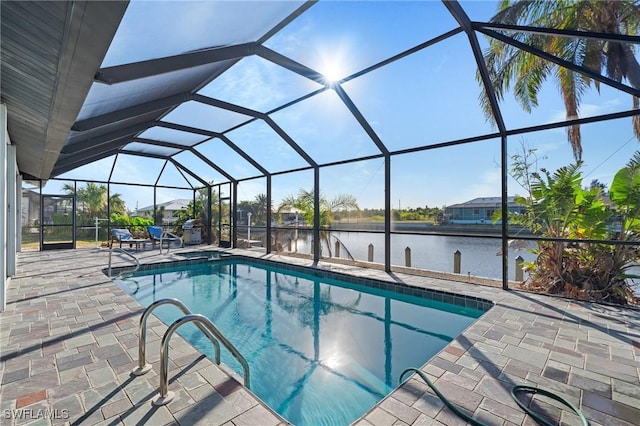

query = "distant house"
[
  {"left": 21, "top": 189, "right": 69, "bottom": 226},
  {"left": 21, "top": 189, "right": 41, "bottom": 226},
  {"left": 134, "top": 199, "right": 191, "bottom": 224},
  {"left": 444, "top": 197, "right": 525, "bottom": 224}
]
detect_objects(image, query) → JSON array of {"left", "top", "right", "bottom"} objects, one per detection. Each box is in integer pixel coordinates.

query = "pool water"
[{"left": 116, "top": 259, "right": 486, "bottom": 425}]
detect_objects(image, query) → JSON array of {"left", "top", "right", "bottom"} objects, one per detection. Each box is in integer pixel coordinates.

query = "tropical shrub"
[
  {"left": 508, "top": 149, "right": 640, "bottom": 305},
  {"left": 110, "top": 213, "right": 153, "bottom": 237}
]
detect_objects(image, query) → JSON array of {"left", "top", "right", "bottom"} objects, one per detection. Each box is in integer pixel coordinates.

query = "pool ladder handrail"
[
  {"left": 108, "top": 246, "right": 140, "bottom": 277},
  {"left": 131, "top": 298, "right": 220, "bottom": 375},
  {"left": 158, "top": 230, "right": 183, "bottom": 255},
  {"left": 154, "top": 313, "right": 251, "bottom": 406},
  {"left": 131, "top": 298, "right": 250, "bottom": 406},
  {"left": 159, "top": 233, "right": 169, "bottom": 255}
]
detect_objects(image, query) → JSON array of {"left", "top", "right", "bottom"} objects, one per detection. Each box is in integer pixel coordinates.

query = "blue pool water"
[{"left": 116, "top": 258, "right": 486, "bottom": 425}]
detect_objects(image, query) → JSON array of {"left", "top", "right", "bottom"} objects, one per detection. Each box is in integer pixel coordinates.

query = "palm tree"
[
  {"left": 253, "top": 193, "right": 269, "bottom": 226},
  {"left": 480, "top": 0, "right": 640, "bottom": 161},
  {"left": 279, "top": 189, "right": 359, "bottom": 226},
  {"left": 109, "top": 193, "right": 126, "bottom": 215},
  {"left": 277, "top": 189, "right": 359, "bottom": 258},
  {"left": 63, "top": 182, "right": 126, "bottom": 217},
  {"left": 82, "top": 183, "right": 108, "bottom": 217}
]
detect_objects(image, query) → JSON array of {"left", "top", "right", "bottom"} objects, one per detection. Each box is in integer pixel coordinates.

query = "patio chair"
[
  {"left": 111, "top": 229, "right": 150, "bottom": 250},
  {"left": 147, "top": 225, "right": 183, "bottom": 249}
]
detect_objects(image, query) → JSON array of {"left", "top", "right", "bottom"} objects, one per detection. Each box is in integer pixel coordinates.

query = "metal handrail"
[
  {"left": 131, "top": 298, "right": 221, "bottom": 376},
  {"left": 108, "top": 246, "right": 140, "bottom": 278},
  {"left": 159, "top": 234, "right": 168, "bottom": 255},
  {"left": 152, "top": 313, "right": 251, "bottom": 406},
  {"left": 155, "top": 228, "right": 183, "bottom": 255}
]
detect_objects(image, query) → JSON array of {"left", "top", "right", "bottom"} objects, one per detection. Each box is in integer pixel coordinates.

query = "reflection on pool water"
[{"left": 116, "top": 258, "right": 489, "bottom": 425}]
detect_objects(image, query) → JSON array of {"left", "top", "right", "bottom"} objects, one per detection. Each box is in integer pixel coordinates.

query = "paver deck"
[{"left": 1, "top": 247, "right": 639, "bottom": 426}]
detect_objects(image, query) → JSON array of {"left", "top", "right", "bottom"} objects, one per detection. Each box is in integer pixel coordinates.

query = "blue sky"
[{"left": 52, "top": 0, "right": 640, "bottom": 212}]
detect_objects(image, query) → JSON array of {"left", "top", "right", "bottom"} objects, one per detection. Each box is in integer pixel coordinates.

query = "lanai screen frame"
[{"left": 48, "top": 1, "right": 640, "bottom": 291}]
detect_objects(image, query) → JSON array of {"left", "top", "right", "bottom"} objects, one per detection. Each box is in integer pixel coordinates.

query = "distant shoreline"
[{"left": 330, "top": 221, "right": 534, "bottom": 236}]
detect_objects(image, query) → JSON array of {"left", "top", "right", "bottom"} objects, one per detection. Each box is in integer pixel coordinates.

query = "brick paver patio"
[{"left": 1, "top": 247, "right": 639, "bottom": 425}]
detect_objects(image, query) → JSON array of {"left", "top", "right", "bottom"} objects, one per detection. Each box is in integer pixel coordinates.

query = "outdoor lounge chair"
[
  {"left": 147, "top": 225, "right": 183, "bottom": 249},
  {"left": 110, "top": 229, "right": 149, "bottom": 250}
]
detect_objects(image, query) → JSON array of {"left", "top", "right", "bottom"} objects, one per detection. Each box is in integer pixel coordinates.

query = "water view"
[
  {"left": 269, "top": 230, "right": 537, "bottom": 281},
  {"left": 267, "top": 231, "right": 640, "bottom": 293}
]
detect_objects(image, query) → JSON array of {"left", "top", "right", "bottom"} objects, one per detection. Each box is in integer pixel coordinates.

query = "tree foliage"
[
  {"left": 278, "top": 189, "right": 359, "bottom": 228},
  {"left": 63, "top": 182, "right": 126, "bottom": 221},
  {"left": 508, "top": 146, "right": 640, "bottom": 304},
  {"left": 172, "top": 186, "right": 219, "bottom": 241},
  {"left": 238, "top": 193, "right": 270, "bottom": 226},
  {"left": 277, "top": 189, "right": 360, "bottom": 258},
  {"left": 481, "top": 0, "right": 640, "bottom": 161}
]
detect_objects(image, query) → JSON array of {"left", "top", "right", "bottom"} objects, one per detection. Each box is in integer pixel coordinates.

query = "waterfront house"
[{"left": 444, "top": 197, "right": 525, "bottom": 224}]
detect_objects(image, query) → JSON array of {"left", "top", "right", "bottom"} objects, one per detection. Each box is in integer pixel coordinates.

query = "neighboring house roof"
[
  {"left": 448, "top": 194, "right": 613, "bottom": 210},
  {"left": 446, "top": 197, "right": 519, "bottom": 209},
  {"left": 135, "top": 199, "right": 191, "bottom": 214}
]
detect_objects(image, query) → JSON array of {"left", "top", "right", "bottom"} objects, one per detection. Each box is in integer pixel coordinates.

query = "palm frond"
[{"left": 483, "top": 0, "right": 640, "bottom": 160}]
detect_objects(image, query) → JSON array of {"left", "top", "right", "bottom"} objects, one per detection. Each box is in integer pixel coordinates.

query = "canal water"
[
  {"left": 280, "top": 231, "right": 537, "bottom": 281},
  {"left": 258, "top": 228, "right": 639, "bottom": 292},
  {"left": 328, "top": 232, "right": 640, "bottom": 292}
]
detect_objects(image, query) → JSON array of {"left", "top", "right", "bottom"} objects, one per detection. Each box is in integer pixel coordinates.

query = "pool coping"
[
  {"left": 2, "top": 246, "right": 639, "bottom": 426},
  {"left": 110, "top": 253, "right": 495, "bottom": 313}
]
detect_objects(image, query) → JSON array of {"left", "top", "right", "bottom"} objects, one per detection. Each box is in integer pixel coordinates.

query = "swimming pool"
[{"left": 115, "top": 257, "right": 489, "bottom": 425}]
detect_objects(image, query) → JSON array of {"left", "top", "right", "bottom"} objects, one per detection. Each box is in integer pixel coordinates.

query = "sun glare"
[
  {"left": 321, "top": 63, "right": 343, "bottom": 84},
  {"left": 316, "top": 44, "right": 350, "bottom": 86},
  {"left": 319, "top": 54, "right": 347, "bottom": 85},
  {"left": 323, "top": 353, "right": 343, "bottom": 369}
]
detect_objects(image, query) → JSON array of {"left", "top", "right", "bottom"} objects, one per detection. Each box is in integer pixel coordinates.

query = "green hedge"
[{"left": 110, "top": 214, "right": 154, "bottom": 237}]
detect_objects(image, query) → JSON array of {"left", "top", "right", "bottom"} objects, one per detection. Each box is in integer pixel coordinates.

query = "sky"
[{"left": 50, "top": 0, "right": 640, "bottom": 212}]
